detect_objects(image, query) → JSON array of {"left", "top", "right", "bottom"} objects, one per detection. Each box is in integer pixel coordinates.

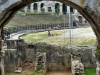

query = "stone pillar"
[
  {"left": 24, "top": 6, "right": 28, "bottom": 12},
  {"left": 45, "top": 6, "right": 48, "bottom": 13},
  {"left": 52, "top": 4, "right": 55, "bottom": 14},
  {"left": 0, "top": 29, "right": 5, "bottom": 75},
  {"left": 60, "top": 3, "right": 63, "bottom": 15},
  {"left": 67, "top": 6, "right": 70, "bottom": 13},
  {"left": 38, "top": 3, "right": 41, "bottom": 13},
  {"left": 30, "top": 3, "right": 34, "bottom": 12},
  {"left": 95, "top": 53, "right": 100, "bottom": 75}
]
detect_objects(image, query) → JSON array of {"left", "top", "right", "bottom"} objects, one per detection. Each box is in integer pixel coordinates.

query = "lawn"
[
  {"left": 5, "top": 72, "right": 41, "bottom": 75},
  {"left": 85, "top": 68, "right": 96, "bottom": 75},
  {"left": 17, "top": 11, "right": 40, "bottom": 15},
  {"left": 20, "top": 27, "right": 96, "bottom": 46}
]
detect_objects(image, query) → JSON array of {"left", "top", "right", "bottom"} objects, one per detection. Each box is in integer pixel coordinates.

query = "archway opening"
[
  {"left": 34, "top": 3, "right": 38, "bottom": 12},
  {"left": 55, "top": 3, "right": 60, "bottom": 14},
  {"left": 63, "top": 3, "right": 67, "bottom": 14},
  {"left": 70, "top": 7, "right": 74, "bottom": 13},
  {"left": 41, "top": 3, "right": 45, "bottom": 12}
]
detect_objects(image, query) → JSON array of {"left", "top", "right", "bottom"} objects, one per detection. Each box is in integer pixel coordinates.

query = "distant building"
[{"left": 21, "top": 1, "right": 79, "bottom": 15}]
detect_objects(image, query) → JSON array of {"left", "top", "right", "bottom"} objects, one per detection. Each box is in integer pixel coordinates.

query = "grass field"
[
  {"left": 85, "top": 68, "right": 96, "bottom": 75},
  {"left": 20, "top": 27, "right": 96, "bottom": 46},
  {"left": 5, "top": 72, "right": 41, "bottom": 75}
]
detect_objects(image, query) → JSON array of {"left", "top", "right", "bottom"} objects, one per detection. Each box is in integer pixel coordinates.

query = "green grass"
[
  {"left": 17, "top": 12, "right": 40, "bottom": 14},
  {"left": 85, "top": 68, "right": 96, "bottom": 75},
  {"left": 21, "top": 30, "right": 66, "bottom": 42},
  {"left": 5, "top": 72, "right": 41, "bottom": 75},
  {"left": 20, "top": 28, "right": 96, "bottom": 46},
  {"left": 80, "top": 39, "right": 96, "bottom": 45}
]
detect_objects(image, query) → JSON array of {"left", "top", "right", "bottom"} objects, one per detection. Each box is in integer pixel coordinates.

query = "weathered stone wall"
[
  {"left": 4, "top": 50, "right": 17, "bottom": 72},
  {"left": 35, "top": 42, "right": 96, "bottom": 70},
  {"left": 4, "top": 41, "right": 96, "bottom": 72}
]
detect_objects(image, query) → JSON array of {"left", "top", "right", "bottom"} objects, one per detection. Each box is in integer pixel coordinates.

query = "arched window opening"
[
  {"left": 55, "top": 3, "right": 60, "bottom": 14},
  {"left": 41, "top": 3, "right": 45, "bottom": 12},
  {"left": 70, "top": 7, "right": 74, "bottom": 13},
  {"left": 34, "top": 3, "right": 38, "bottom": 12},
  {"left": 63, "top": 3, "right": 67, "bottom": 14}
]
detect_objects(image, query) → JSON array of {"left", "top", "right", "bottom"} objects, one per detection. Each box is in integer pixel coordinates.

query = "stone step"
[
  {"left": 14, "top": 67, "right": 23, "bottom": 73},
  {"left": 15, "top": 70, "right": 22, "bottom": 73}
]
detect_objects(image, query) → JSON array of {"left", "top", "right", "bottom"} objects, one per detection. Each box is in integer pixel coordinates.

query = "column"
[
  {"left": 38, "top": 3, "right": 41, "bottom": 13},
  {"left": 24, "top": 6, "right": 28, "bottom": 12},
  {"left": 67, "top": 6, "right": 70, "bottom": 13},
  {"left": 45, "top": 7, "right": 48, "bottom": 13},
  {"left": 52, "top": 4, "right": 55, "bottom": 14},
  {"left": 30, "top": 3, "right": 34, "bottom": 12},
  {"left": 60, "top": 3, "right": 63, "bottom": 15}
]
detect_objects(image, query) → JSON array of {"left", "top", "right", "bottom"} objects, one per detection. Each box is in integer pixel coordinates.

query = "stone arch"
[
  {"left": 41, "top": 3, "right": 45, "bottom": 12},
  {"left": 55, "top": 3, "right": 60, "bottom": 14},
  {"left": 0, "top": 0, "right": 100, "bottom": 75},
  {"left": 63, "top": 3, "right": 67, "bottom": 14},
  {"left": 0, "top": 0, "right": 99, "bottom": 42},
  {"left": 27, "top": 5, "right": 30, "bottom": 12},
  {"left": 78, "top": 16, "right": 83, "bottom": 23},
  {"left": 41, "top": 3, "right": 44, "bottom": 8},
  {"left": 0, "top": 0, "right": 99, "bottom": 43},
  {"left": 34, "top": 3, "right": 38, "bottom": 12}
]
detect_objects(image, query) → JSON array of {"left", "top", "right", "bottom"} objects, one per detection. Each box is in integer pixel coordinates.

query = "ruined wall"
[
  {"left": 4, "top": 50, "right": 17, "bottom": 72},
  {"left": 35, "top": 42, "right": 96, "bottom": 70},
  {"left": 4, "top": 41, "right": 96, "bottom": 72}
]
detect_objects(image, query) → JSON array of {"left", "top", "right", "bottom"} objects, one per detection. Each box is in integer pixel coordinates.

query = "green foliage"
[
  {"left": 48, "top": 8, "right": 52, "bottom": 12},
  {"left": 5, "top": 72, "right": 41, "bottom": 75},
  {"left": 55, "top": 5, "right": 60, "bottom": 14},
  {"left": 95, "top": 44, "right": 100, "bottom": 53},
  {"left": 85, "top": 68, "right": 96, "bottom": 75},
  {"left": 21, "top": 31, "right": 49, "bottom": 42},
  {"left": 17, "top": 12, "right": 40, "bottom": 14},
  {"left": 41, "top": 8, "right": 45, "bottom": 12},
  {"left": 20, "top": 30, "right": 65, "bottom": 42}
]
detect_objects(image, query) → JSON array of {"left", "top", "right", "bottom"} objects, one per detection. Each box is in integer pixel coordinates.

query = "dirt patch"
[{"left": 45, "top": 71, "right": 72, "bottom": 75}]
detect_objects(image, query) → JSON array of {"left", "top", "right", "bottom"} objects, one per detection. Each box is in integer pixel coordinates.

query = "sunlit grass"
[
  {"left": 17, "top": 12, "right": 40, "bottom": 15},
  {"left": 85, "top": 68, "right": 96, "bottom": 75},
  {"left": 21, "top": 30, "right": 67, "bottom": 42},
  {"left": 20, "top": 28, "right": 96, "bottom": 46},
  {"left": 5, "top": 72, "right": 41, "bottom": 75}
]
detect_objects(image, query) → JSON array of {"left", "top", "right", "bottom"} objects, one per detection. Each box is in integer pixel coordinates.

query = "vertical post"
[{"left": 69, "top": 12, "right": 73, "bottom": 47}]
